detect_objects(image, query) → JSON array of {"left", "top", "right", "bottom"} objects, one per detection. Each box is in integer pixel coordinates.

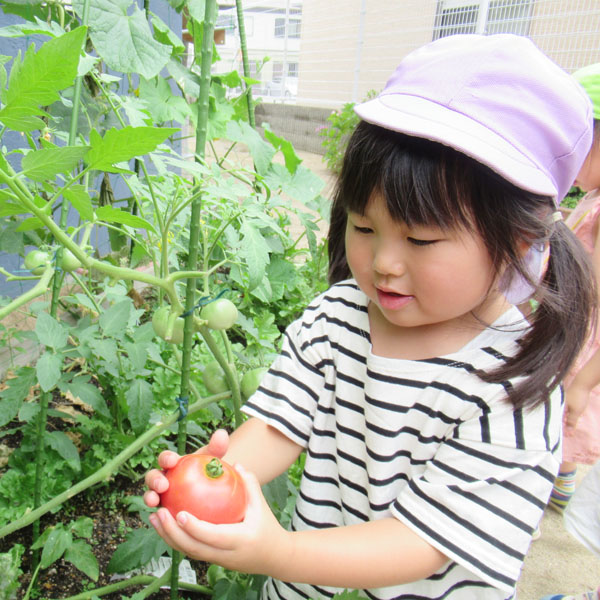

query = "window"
[
  {"left": 487, "top": 0, "right": 532, "bottom": 35},
  {"left": 274, "top": 17, "right": 285, "bottom": 37},
  {"left": 274, "top": 17, "right": 301, "bottom": 39},
  {"left": 287, "top": 62, "right": 298, "bottom": 77},
  {"left": 433, "top": 0, "right": 532, "bottom": 39}
]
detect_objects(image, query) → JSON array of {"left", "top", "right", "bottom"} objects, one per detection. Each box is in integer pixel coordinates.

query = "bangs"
[{"left": 339, "top": 122, "right": 482, "bottom": 231}]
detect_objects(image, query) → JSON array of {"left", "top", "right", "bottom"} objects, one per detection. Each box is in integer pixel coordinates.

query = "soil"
[
  {"left": 0, "top": 472, "right": 210, "bottom": 600},
  {"left": 0, "top": 390, "right": 210, "bottom": 600}
]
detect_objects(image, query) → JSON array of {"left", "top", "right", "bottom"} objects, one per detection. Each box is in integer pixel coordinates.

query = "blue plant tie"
[
  {"left": 176, "top": 396, "right": 189, "bottom": 421},
  {"left": 180, "top": 289, "right": 229, "bottom": 318}
]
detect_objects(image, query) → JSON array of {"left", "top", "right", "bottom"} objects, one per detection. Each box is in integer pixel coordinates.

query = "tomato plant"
[
  {"left": 151, "top": 307, "right": 185, "bottom": 344},
  {"left": 240, "top": 367, "right": 268, "bottom": 399},
  {"left": 24, "top": 250, "right": 50, "bottom": 275},
  {"left": 200, "top": 298, "right": 238, "bottom": 330},
  {"left": 160, "top": 455, "right": 247, "bottom": 523}
]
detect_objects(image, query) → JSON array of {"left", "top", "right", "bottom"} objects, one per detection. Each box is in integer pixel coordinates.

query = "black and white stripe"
[{"left": 244, "top": 280, "right": 562, "bottom": 600}]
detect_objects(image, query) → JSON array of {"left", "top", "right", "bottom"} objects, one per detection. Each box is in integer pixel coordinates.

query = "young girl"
[
  {"left": 549, "top": 63, "right": 600, "bottom": 513},
  {"left": 145, "top": 34, "right": 595, "bottom": 600}
]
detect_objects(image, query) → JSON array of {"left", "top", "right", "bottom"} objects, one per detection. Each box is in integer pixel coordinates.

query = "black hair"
[{"left": 328, "top": 121, "right": 596, "bottom": 410}]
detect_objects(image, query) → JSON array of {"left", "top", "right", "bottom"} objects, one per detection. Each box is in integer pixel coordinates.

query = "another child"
[
  {"left": 145, "top": 35, "right": 596, "bottom": 600},
  {"left": 549, "top": 63, "right": 600, "bottom": 513}
]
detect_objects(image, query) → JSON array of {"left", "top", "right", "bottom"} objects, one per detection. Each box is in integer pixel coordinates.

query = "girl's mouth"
[{"left": 376, "top": 288, "right": 414, "bottom": 310}]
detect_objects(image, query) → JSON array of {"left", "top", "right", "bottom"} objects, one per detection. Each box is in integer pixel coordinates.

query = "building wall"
[{"left": 297, "top": 0, "right": 600, "bottom": 108}]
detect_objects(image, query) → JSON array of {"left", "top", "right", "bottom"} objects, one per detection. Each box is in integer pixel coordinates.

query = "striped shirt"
[{"left": 243, "top": 280, "right": 563, "bottom": 600}]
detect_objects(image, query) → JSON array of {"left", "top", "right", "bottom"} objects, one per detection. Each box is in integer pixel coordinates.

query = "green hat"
[{"left": 573, "top": 63, "right": 600, "bottom": 119}]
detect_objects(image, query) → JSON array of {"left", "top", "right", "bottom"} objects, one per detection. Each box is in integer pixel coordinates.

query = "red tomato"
[{"left": 159, "top": 455, "right": 247, "bottom": 524}]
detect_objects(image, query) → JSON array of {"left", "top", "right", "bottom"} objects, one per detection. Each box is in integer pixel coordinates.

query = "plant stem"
[
  {"left": 171, "top": 3, "right": 218, "bottom": 597},
  {"left": 47, "top": 572, "right": 211, "bottom": 600},
  {"left": 235, "top": 0, "right": 255, "bottom": 128},
  {"left": 0, "top": 391, "right": 230, "bottom": 539},
  {"left": 32, "top": 8, "right": 90, "bottom": 565}
]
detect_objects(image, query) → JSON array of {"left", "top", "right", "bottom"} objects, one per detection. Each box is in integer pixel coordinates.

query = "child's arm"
[
  {"left": 149, "top": 463, "right": 449, "bottom": 588},
  {"left": 564, "top": 345, "right": 600, "bottom": 428}
]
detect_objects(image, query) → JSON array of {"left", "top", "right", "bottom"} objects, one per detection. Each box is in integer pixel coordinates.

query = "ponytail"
[{"left": 478, "top": 221, "right": 596, "bottom": 409}]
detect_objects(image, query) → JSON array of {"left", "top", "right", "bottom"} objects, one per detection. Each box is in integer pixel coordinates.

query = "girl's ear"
[{"left": 517, "top": 238, "right": 533, "bottom": 258}]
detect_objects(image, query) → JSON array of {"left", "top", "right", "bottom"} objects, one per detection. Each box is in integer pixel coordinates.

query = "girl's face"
[
  {"left": 345, "top": 192, "right": 505, "bottom": 337},
  {"left": 575, "top": 142, "right": 600, "bottom": 192}
]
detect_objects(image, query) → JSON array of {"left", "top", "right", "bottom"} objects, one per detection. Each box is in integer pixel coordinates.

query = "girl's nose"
[{"left": 373, "top": 241, "right": 405, "bottom": 277}]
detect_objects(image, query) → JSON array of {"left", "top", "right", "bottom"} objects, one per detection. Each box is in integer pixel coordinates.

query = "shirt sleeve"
[
  {"left": 390, "top": 389, "right": 562, "bottom": 593},
  {"left": 242, "top": 303, "right": 333, "bottom": 448}
]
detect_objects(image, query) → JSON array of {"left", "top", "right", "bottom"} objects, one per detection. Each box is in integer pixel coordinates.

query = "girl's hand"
[
  {"left": 143, "top": 429, "right": 230, "bottom": 508},
  {"left": 148, "top": 464, "right": 291, "bottom": 576},
  {"left": 564, "top": 384, "right": 590, "bottom": 430}
]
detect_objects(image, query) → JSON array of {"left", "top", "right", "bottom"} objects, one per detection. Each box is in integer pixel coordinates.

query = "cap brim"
[{"left": 354, "top": 94, "right": 558, "bottom": 198}]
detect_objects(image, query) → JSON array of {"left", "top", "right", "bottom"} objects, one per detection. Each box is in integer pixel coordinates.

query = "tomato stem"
[{"left": 205, "top": 458, "right": 224, "bottom": 479}]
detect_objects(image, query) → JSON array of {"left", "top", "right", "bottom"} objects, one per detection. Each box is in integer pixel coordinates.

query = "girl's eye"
[
  {"left": 354, "top": 225, "right": 373, "bottom": 234},
  {"left": 407, "top": 237, "right": 437, "bottom": 246}
]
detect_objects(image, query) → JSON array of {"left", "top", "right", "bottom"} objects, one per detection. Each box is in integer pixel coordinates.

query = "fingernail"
[
  {"left": 157, "top": 509, "right": 166, "bottom": 523},
  {"left": 177, "top": 512, "right": 188, "bottom": 525}
]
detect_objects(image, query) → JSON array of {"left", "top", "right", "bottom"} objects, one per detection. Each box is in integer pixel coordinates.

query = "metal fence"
[{"left": 215, "top": 0, "right": 600, "bottom": 108}]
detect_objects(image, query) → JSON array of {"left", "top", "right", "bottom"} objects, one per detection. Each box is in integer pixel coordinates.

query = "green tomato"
[
  {"left": 24, "top": 250, "right": 50, "bottom": 275},
  {"left": 59, "top": 249, "right": 82, "bottom": 272},
  {"left": 240, "top": 367, "right": 268, "bottom": 400},
  {"left": 152, "top": 307, "right": 185, "bottom": 344},
  {"left": 200, "top": 298, "right": 238, "bottom": 330},
  {"left": 203, "top": 361, "right": 229, "bottom": 394}
]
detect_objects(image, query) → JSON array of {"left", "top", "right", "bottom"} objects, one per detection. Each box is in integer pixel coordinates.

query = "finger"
[
  {"left": 206, "top": 429, "right": 229, "bottom": 457},
  {"left": 145, "top": 469, "right": 169, "bottom": 493},
  {"left": 151, "top": 508, "right": 224, "bottom": 560},
  {"left": 236, "top": 463, "right": 267, "bottom": 517},
  {"left": 158, "top": 450, "right": 181, "bottom": 470},
  {"left": 143, "top": 490, "right": 161, "bottom": 508},
  {"left": 172, "top": 511, "right": 240, "bottom": 551}
]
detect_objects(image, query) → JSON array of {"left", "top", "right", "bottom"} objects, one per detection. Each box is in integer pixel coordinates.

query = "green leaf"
[
  {"left": 186, "top": 0, "right": 205, "bottom": 22},
  {"left": 35, "top": 311, "right": 69, "bottom": 349},
  {"left": 70, "top": 517, "right": 95, "bottom": 539},
  {"left": 0, "top": 17, "right": 65, "bottom": 39},
  {"left": 0, "top": 27, "right": 86, "bottom": 132},
  {"left": 15, "top": 216, "right": 44, "bottom": 231},
  {"left": 73, "top": 0, "right": 171, "bottom": 79},
  {"left": 263, "top": 127, "right": 302, "bottom": 174},
  {"left": 138, "top": 76, "right": 193, "bottom": 125},
  {"left": 86, "top": 126, "right": 177, "bottom": 173},
  {"left": 150, "top": 12, "right": 185, "bottom": 55},
  {"left": 35, "top": 352, "right": 62, "bottom": 392},
  {"left": 125, "top": 379, "right": 153, "bottom": 433},
  {"left": 40, "top": 526, "right": 72, "bottom": 569},
  {"left": 45, "top": 430, "right": 81, "bottom": 471},
  {"left": 64, "top": 185, "right": 94, "bottom": 221},
  {"left": 225, "top": 120, "right": 275, "bottom": 175},
  {"left": 96, "top": 206, "right": 157, "bottom": 234},
  {"left": 99, "top": 299, "right": 132, "bottom": 338},
  {"left": 107, "top": 528, "right": 168, "bottom": 574},
  {"left": 123, "top": 341, "right": 148, "bottom": 373},
  {"left": 239, "top": 220, "right": 270, "bottom": 290},
  {"left": 21, "top": 145, "right": 89, "bottom": 181},
  {"left": 63, "top": 376, "right": 110, "bottom": 418},
  {"left": 64, "top": 539, "right": 99, "bottom": 581},
  {"left": 0, "top": 366, "right": 36, "bottom": 427}
]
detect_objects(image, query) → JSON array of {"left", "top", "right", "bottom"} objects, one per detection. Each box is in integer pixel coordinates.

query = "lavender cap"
[
  {"left": 354, "top": 34, "right": 593, "bottom": 303},
  {"left": 355, "top": 34, "right": 593, "bottom": 205}
]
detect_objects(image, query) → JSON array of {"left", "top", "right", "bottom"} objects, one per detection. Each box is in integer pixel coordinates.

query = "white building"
[{"left": 214, "top": 1, "right": 302, "bottom": 100}]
